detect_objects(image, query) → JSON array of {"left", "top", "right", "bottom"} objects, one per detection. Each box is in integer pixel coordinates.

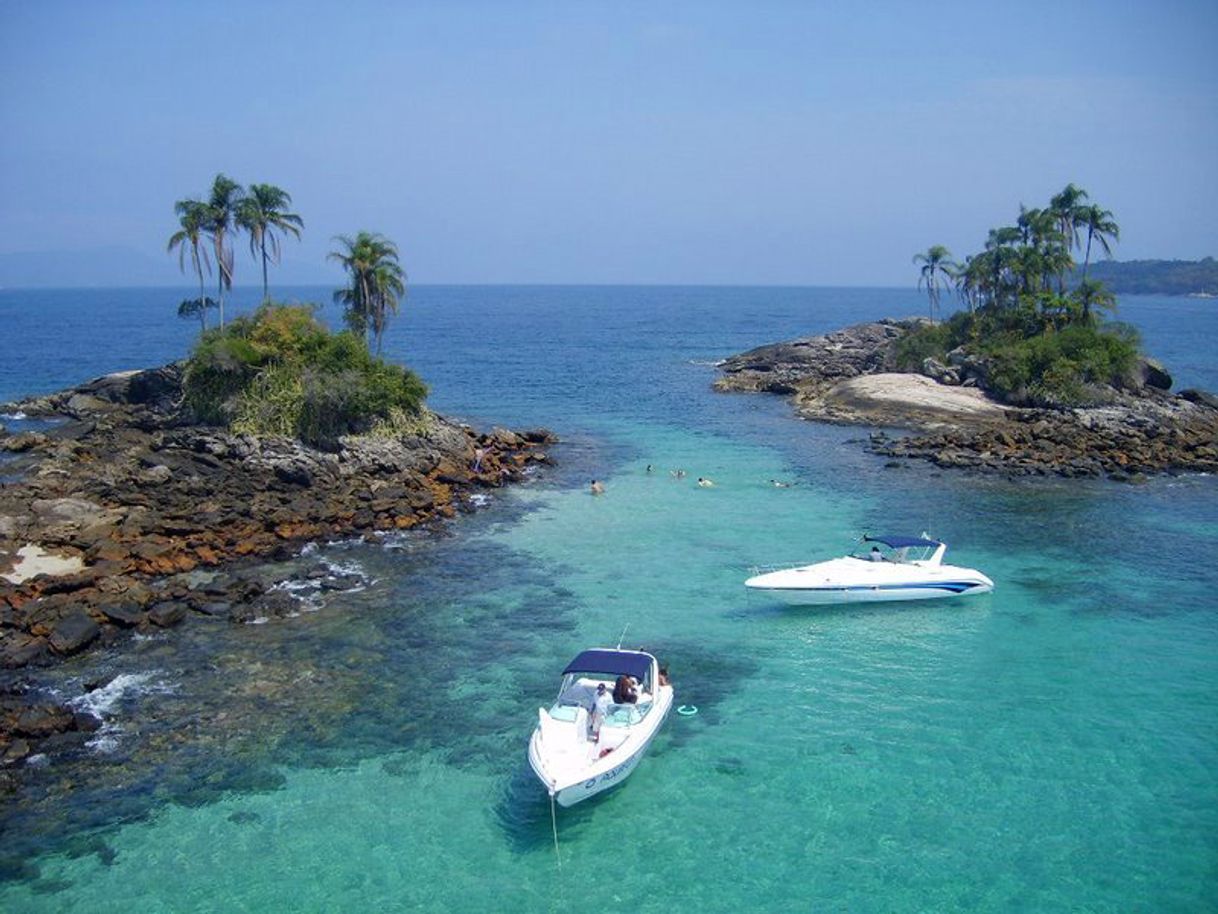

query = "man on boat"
[{"left": 590, "top": 682, "right": 611, "bottom": 741}]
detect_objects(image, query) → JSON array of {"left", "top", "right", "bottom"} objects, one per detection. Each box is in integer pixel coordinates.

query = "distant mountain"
[
  {"left": 0, "top": 246, "right": 336, "bottom": 289},
  {"left": 0, "top": 246, "right": 184, "bottom": 288},
  {"left": 1071, "top": 257, "right": 1218, "bottom": 296}
]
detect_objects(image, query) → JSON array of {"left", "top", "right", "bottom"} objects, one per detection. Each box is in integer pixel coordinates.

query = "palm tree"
[
  {"left": 167, "top": 200, "right": 213, "bottom": 330},
  {"left": 913, "top": 245, "right": 958, "bottom": 321},
  {"left": 1049, "top": 184, "right": 1089, "bottom": 252},
  {"left": 1078, "top": 205, "right": 1120, "bottom": 279},
  {"left": 177, "top": 296, "right": 220, "bottom": 331},
  {"left": 204, "top": 174, "right": 245, "bottom": 329},
  {"left": 329, "top": 231, "right": 407, "bottom": 354},
  {"left": 1072, "top": 278, "right": 1117, "bottom": 323},
  {"left": 237, "top": 183, "right": 304, "bottom": 301}
]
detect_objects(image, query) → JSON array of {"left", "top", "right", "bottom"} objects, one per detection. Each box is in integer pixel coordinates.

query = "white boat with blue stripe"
[
  {"left": 745, "top": 535, "right": 994, "bottom": 606},
  {"left": 528, "top": 648, "right": 673, "bottom": 807}
]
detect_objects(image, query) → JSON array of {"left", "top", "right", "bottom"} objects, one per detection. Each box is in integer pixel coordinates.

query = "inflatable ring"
[{"left": 676, "top": 705, "right": 698, "bottom": 716}]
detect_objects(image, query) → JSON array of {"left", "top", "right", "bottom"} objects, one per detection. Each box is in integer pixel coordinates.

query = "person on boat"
[
  {"left": 870, "top": 546, "right": 884, "bottom": 562},
  {"left": 613, "top": 675, "right": 638, "bottom": 704},
  {"left": 590, "top": 479, "right": 605, "bottom": 495},
  {"left": 658, "top": 666, "right": 671, "bottom": 687},
  {"left": 590, "top": 682, "right": 611, "bottom": 741}
]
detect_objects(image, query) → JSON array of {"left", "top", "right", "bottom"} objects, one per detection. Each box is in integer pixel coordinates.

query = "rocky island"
[
  {"left": 0, "top": 363, "right": 554, "bottom": 765},
  {"left": 715, "top": 318, "right": 1218, "bottom": 479}
]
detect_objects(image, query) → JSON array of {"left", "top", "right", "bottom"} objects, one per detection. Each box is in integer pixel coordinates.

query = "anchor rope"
[{"left": 549, "top": 792, "right": 562, "bottom": 873}]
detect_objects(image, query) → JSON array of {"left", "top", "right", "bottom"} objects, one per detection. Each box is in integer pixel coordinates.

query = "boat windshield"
[
  {"left": 851, "top": 544, "right": 937, "bottom": 563},
  {"left": 549, "top": 673, "right": 653, "bottom": 726}
]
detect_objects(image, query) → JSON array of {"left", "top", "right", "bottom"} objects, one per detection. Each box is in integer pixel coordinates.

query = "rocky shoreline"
[
  {"left": 715, "top": 319, "right": 1218, "bottom": 479},
  {"left": 0, "top": 365, "right": 554, "bottom": 766}
]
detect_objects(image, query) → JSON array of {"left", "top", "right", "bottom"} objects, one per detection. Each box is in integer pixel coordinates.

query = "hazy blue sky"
[{"left": 1, "top": 1, "right": 1215, "bottom": 286}]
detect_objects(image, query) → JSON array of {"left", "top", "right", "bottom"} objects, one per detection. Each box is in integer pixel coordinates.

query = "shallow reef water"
[{"left": 0, "top": 286, "right": 1215, "bottom": 911}]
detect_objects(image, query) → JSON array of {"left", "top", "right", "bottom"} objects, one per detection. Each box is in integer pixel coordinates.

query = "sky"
[{"left": 1, "top": 0, "right": 1215, "bottom": 287}]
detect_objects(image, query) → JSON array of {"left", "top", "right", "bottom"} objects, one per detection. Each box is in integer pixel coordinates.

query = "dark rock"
[
  {"left": 921, "top": 357, "right": 960, "bottom": 385},
  {"left": 2, "top": 738, "right": 31, "bottom": 765},
  {"left": 125, "top": 364, "right": 183, "bottom": 408},
  {"left": 716, "top": 319, "right": 921, "bottom": 394},
  {"left": 14, "top": 705, "right": 73, "bottom": 738},
  {"left": 195, "top": 601, "right": 231, "bottom": 617},
  {"left": 48, "top": 612, "right": 101, "bottom": 655},
  {"left": 147, "top": 601, "right": 187, "bottom": 627},
  {"left": 98, "top": 602, "right": 144, "bottom": 626},
  {"left": 2, "top": 637, "right": 48, "bottom": 668},
  {"left": 274, "top": 463, "right": 313, "bottom": 487},
  {"left": 72, "top": 711, "right": 102, "bottom": 732},
  {"left": 2, "top": 432, "right": 49, "bottom": 453},
  {"left": 1136, "top": 357, "right": 1173, "bottom": 391},
  {"left": 1179, "top": 388, "right": 1218, "bottom": 410}
]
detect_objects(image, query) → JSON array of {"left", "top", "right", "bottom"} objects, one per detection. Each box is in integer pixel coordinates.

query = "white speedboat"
[
  {"left": 745, "top": 535, "right": 993, "bottom": 605},
  {"left": 528, "top": 648, "right": 673, "bottom": 807}
]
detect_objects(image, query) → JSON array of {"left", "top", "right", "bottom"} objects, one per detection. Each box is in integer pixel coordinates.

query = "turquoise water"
[{"left": 1, "top": 286, "right": 1216, "bottom": 911}]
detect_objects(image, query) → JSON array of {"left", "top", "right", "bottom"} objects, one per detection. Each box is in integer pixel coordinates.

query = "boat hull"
[
  {"left": 747, "top": 579, "right": 993, "bottom": 605},
  {"left": 529, "top": 691, "right": 672, "bottom": 807},
  {"left": 745, "top": 556, "right": 994, "bottom": 606}
]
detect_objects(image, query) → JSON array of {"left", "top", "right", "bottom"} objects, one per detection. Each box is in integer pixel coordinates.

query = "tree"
[
  {"left": 177, "top": 297, "right": 220, "bottom": 332},
  {"left": 1078, "top": 205, "right": 1120, "bottom": 279},
  {"left": 167, "top": 200, "right": 213, "bottom": 330},
  {"left": 237, "top": 183, "right": 304, "bottom": 301},
  {"left": 1049, "top": 183, "right": 1089, "bottom": 253},
  {"left": 329, "top": 232, "right": 407, "bottom": 355},
  {"left": 913, "top": 245, "right": 957, "bottom": 321},
  {"left": 1072, "top": 278, "right": 1117, "bottom": 323},
  {"left": 205, "top": 174, "right": 246, "bottom": 329}
]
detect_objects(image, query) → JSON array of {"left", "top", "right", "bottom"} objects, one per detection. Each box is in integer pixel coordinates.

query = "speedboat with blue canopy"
[
  {"left": 745, "top": 534, "right": 994, "bottom": 606},
  {"left": 528, "top": 647, "right": 673, "bottom": 807}
]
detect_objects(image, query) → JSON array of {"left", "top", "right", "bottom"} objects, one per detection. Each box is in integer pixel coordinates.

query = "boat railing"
[{"left": 748, "top": 562, "right": 812, "bottom": 575}]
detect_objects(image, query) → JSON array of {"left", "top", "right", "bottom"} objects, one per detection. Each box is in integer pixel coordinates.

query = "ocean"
[{"left": 1, "top": 285, "right": 1216, "bottom": 912}]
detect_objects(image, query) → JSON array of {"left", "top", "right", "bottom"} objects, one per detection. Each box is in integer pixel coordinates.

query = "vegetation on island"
[
  {"left": 169, "top": 174, "right": 424, "bottom": 446},
  {"left": 183, "top": 303, "right": 427, "bottom": 448},
  {"left": 906, "top": 184, "right": 1141, "bottom": 407}
]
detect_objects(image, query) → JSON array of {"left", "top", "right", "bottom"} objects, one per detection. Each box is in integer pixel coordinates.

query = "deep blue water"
[{"left": 0, "top": 285, "right": 1216, "bottom": 912}]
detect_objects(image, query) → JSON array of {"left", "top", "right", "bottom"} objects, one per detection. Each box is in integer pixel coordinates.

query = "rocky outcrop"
[
  {"left": 0, "top": 367, "right": 557, "bottom": 673},
  {"left": 714, "top": 318, "right": 921, "bottom": 395},
  {"left": 715, "top": 318, "right": 1218, "bottom": 479}
]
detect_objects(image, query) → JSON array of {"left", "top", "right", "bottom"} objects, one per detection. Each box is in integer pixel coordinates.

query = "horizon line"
[{"left": 0, "top": 280, "right": 919, "bottom": 292}]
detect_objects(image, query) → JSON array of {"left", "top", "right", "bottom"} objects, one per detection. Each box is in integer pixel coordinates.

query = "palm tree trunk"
[
  {"left": 195, "top": 248, "right": 208, "bottom": 333},
  {"left": 1082, "top": 231, "right": 1094, "bottom": 281},
  {"left": 261, "top": 236, "right": 269, "bottom": 301},
  {"left": 360, "top": 274, "right": 372, "bottom": 349},
  {"left": 214, "top": 232, "right": 226, "bottom": 330}
]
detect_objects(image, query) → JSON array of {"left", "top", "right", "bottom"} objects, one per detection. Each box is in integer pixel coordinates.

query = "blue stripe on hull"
[{"left": 760, "top": 582, "right": 986, "bottom": 594}]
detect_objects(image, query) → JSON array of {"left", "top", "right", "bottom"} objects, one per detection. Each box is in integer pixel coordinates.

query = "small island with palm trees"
[
  {"left": 0, "top": 174, "right": 556, "bottom": 682},
  {"left": 717, "top": 184, "right": 1218, "bottom": 480},
  {"left": 164, "top": 173, "right": 434, "bottom": 445}
]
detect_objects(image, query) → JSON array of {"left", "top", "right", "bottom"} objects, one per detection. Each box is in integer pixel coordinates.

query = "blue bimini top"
[
  {"left": 864, "top": 535, "right": 942, "bottom": 549},
  {"left": 562, "top": 649, "right": 653, "bottom": 681}
]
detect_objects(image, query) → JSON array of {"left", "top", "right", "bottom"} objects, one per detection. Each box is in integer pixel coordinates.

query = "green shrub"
[
  {"left": 182, "top": 302, "right": 428, "bottom": 444},
  {"left": 980, "top": 322, "right": 1140, "bottom": 406}
]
